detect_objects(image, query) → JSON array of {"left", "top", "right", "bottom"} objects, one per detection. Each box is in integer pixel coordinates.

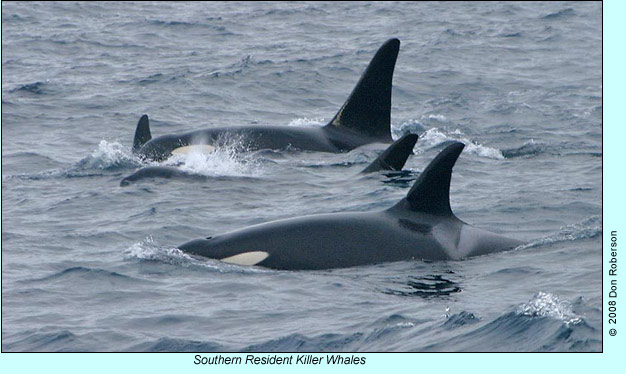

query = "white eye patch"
[
  {"left": 171, "top": 144, "right": 216, "bottom": 155},
  {"left": 220, "top": 251, "right": 269, "bottom": 266}
]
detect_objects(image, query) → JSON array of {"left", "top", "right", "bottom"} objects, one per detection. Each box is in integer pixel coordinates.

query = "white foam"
[
  {"left": 392, "top": 119, "right": 426, "bottom": 139},
  {"left": 463, "top": 141, "right": 505, "bottom": 160},
  {"left": 86, "top": 140, "right": 137, "bottom": 168},
  {"left": 287, "top": 117, "right": 325, "bottom": 127},
  {"left": 517, "top": 291, "right": 582, "bottom": 325},
  {"left": 427, "top": 114, "right": 448, "bottom": 122},
  {"left": 162, "top": 144, "right": 262, "bottom": 177},
  {"left": 124, "top": 236, "right": 193, "bottom": 265},
  {"left": 418, "top": 128, "right": 451, "bottom": 149},
  {"left": 418, "top": 128, "right": 504, "bottom": 160}
]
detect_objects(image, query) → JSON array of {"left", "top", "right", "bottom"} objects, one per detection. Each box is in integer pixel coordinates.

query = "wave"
[
  {"left": 74, "top": 140, "right": 142, "bottom": 171},
  {"left": 242, "top": 332, "right": 363, "bottom": 352},
  {"left": 242, "top": 313, "right": 421, "bottom": 352},
  {"left": 2, "top": 329, "right": 139, "bottom": 352},
  {"left": 517, "top": 291, "right": 582, "bottom": 326},
  {"left": 10, "top": 81, "right": 50, "bottom": 95},
  {"left": 425, "top": 292, "right": 598, "bottom": 352},
  {"left": 542, "top": 8, "right": 575, "bottom": 20},
  {"left": 130, "top": 337, "right": 225, "bottom": 352},
  {"left": 498, "top": 32, "right": 522, "bottom": 38},
  {"left": 25, "top": 266, "right": 151, "bottom": 286},
  {"left": 206, "top": 55, "right": 253, "bottom": 78},
  {"left": 417, "top": 128, "right": 504, "bottom": 159},
  {"left": 146, "top": 19, "right": 231, "bottom": 35},
  {"left": 519, "top": 216, "right": 601, "bottom": 250},
  {"left": 442, "top": 311, "right": 480, "bottom": 328},
  {"left": 501, "top": 139, "right": 565, "bottom": 158},
  {"left": 263, "top": 5, "right": 329, "bottom": 17},
  {"left": 392, "top": 116, "right": 504, "bottom": 160},
  {"left": 2, "top": 330, "right": 78, "bottom": 352},
  {"left": 4, "top": 140, "right": 141, "bottom": 180}
]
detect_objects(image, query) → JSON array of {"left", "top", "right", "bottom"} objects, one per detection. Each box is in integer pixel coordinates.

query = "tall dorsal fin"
[
  {"left": 325, "top": 38, "right": 399, "bottom": 141},
  {"left": 132, "top": 114, "right": 152, "bottom": 153},
  {"left": 392, "top": 142, "right": 465, "bottom": 216},
  {"left": 361, "top": 133, "right": 418, "bottom": 173}
]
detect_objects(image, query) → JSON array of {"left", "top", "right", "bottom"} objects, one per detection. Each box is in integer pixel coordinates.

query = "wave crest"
[
  {"left": 520, "top": 216, "right": 601, "bottom": 249},
  {"left": 418, "top": 128, "right": 504, "bottom": 159},
  {"left": 517, "top": 292, "right": 582, "bottom": 326},
  {"left": 75, "top": 140, "right": 141, "bottom": 170}
]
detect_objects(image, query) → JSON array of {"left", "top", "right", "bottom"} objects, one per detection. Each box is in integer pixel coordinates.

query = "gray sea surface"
[{"left": 2, "top": 2, "right": 601, "bottom": 352}]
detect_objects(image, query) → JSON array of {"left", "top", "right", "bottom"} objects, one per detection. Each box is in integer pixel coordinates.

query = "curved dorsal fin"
[
  {"left": 361, "top": 133, "right": 418, "bottom": 173},
  {"left": 325, "top": 38, "right": 399, "bottom": 141},
  {"left": 132, "top": 114, "right": 152, "bottom": 153},
  {"left": 393, "top": 142, "right": 465, "bottom": 216}
]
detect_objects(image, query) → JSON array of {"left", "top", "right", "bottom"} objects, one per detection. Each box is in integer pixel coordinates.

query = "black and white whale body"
[
  {"left": 178, "top": 142, "right": 523, "bottom": 270},
  {"left": 120, "top": 166, "right": 208, "bottom": 186},
  {"left": 119, "top": 133, "right": 418, "bottom": 186},
  {"left": 132, "top": 39, "right": 400, "bottom": 161}
]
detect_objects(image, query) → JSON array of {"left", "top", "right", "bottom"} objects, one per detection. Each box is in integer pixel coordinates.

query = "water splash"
[
  {"left": 418, "top": 128, "right": 504, "bottom": 159},
  {"left": 287, "top": 117, "right": 325, "bottom": 127},
  {"left": 517, "top": 292, "right": 582, "bottom": 326},
  {"left": 393, "top": 117, "right": 504, "bottom": 159},
  {"left": 161, "top": 141, "right": 263, "bottom": 178},
  {"left": 393, "top": 119, "right": 426, "bottom": 137},
  {"left": 75, "top": 140, "right": 141, "bottom": 170},
  {"left": 3, "top": 140, "right": 141, "bottom": 181},
  {"left": 124, "top": 236, "right": 194, "bottom": 266},
  {"left": 426, "top": 114, "right": 448, "bottom": 122}
]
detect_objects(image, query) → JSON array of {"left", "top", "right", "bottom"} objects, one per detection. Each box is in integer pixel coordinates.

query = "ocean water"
[{"left": 1, "top": 2, "right": 602, "bottom": 352}]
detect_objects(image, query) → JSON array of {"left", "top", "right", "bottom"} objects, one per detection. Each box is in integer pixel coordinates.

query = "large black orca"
[
  {"left": 119, "top": 133, "right": 418, "bottom": 186},
  {"left": 132, "top": 38, "right": 400, "bottom": 161},
  {"left": 178, "top": 142, "right": 523, "bottom": 270}
]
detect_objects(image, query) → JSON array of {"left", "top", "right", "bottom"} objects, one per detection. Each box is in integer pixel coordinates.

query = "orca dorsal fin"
[
  {"left": 132, "top": 114, "right": 152, "bottom": 153},
  {"left": 325, "top": 38, "right": 399, "bottom": 141},
  {"left": 361, "top": 133, "right": 418, "bottom": 173},
  {"left": 393, "top": 142, "right": 465, "bottom": 216}
]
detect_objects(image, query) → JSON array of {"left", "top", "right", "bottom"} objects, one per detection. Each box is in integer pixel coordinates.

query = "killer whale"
[
  {"left": 360, "top": 133, "right": 418, "bottom": 174},
  {"left": 120, "top": 166, "right": 208, "bottom": 186},
  {"left": 178, "top": 142, "right": 523, "bottom": 270},
  {"left": 132, "top": 38, "right": 400, "bottom": 161},
  {"left": 120, "top": 133, "right": 419, "bottom": 186}
]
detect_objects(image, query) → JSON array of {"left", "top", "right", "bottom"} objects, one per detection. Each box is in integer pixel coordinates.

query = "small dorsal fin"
[
  {"left": 325, "top": 39, "right": 399, "bottom": 141},
  {"left": 361, "top": 133, "right": 418, "bottom": 173},
  {"left": 132, "top": 115, "right": 151, "bottom": 153},
  {"left": 392, "top": 142, "right": 465, "bottom": 216}
]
